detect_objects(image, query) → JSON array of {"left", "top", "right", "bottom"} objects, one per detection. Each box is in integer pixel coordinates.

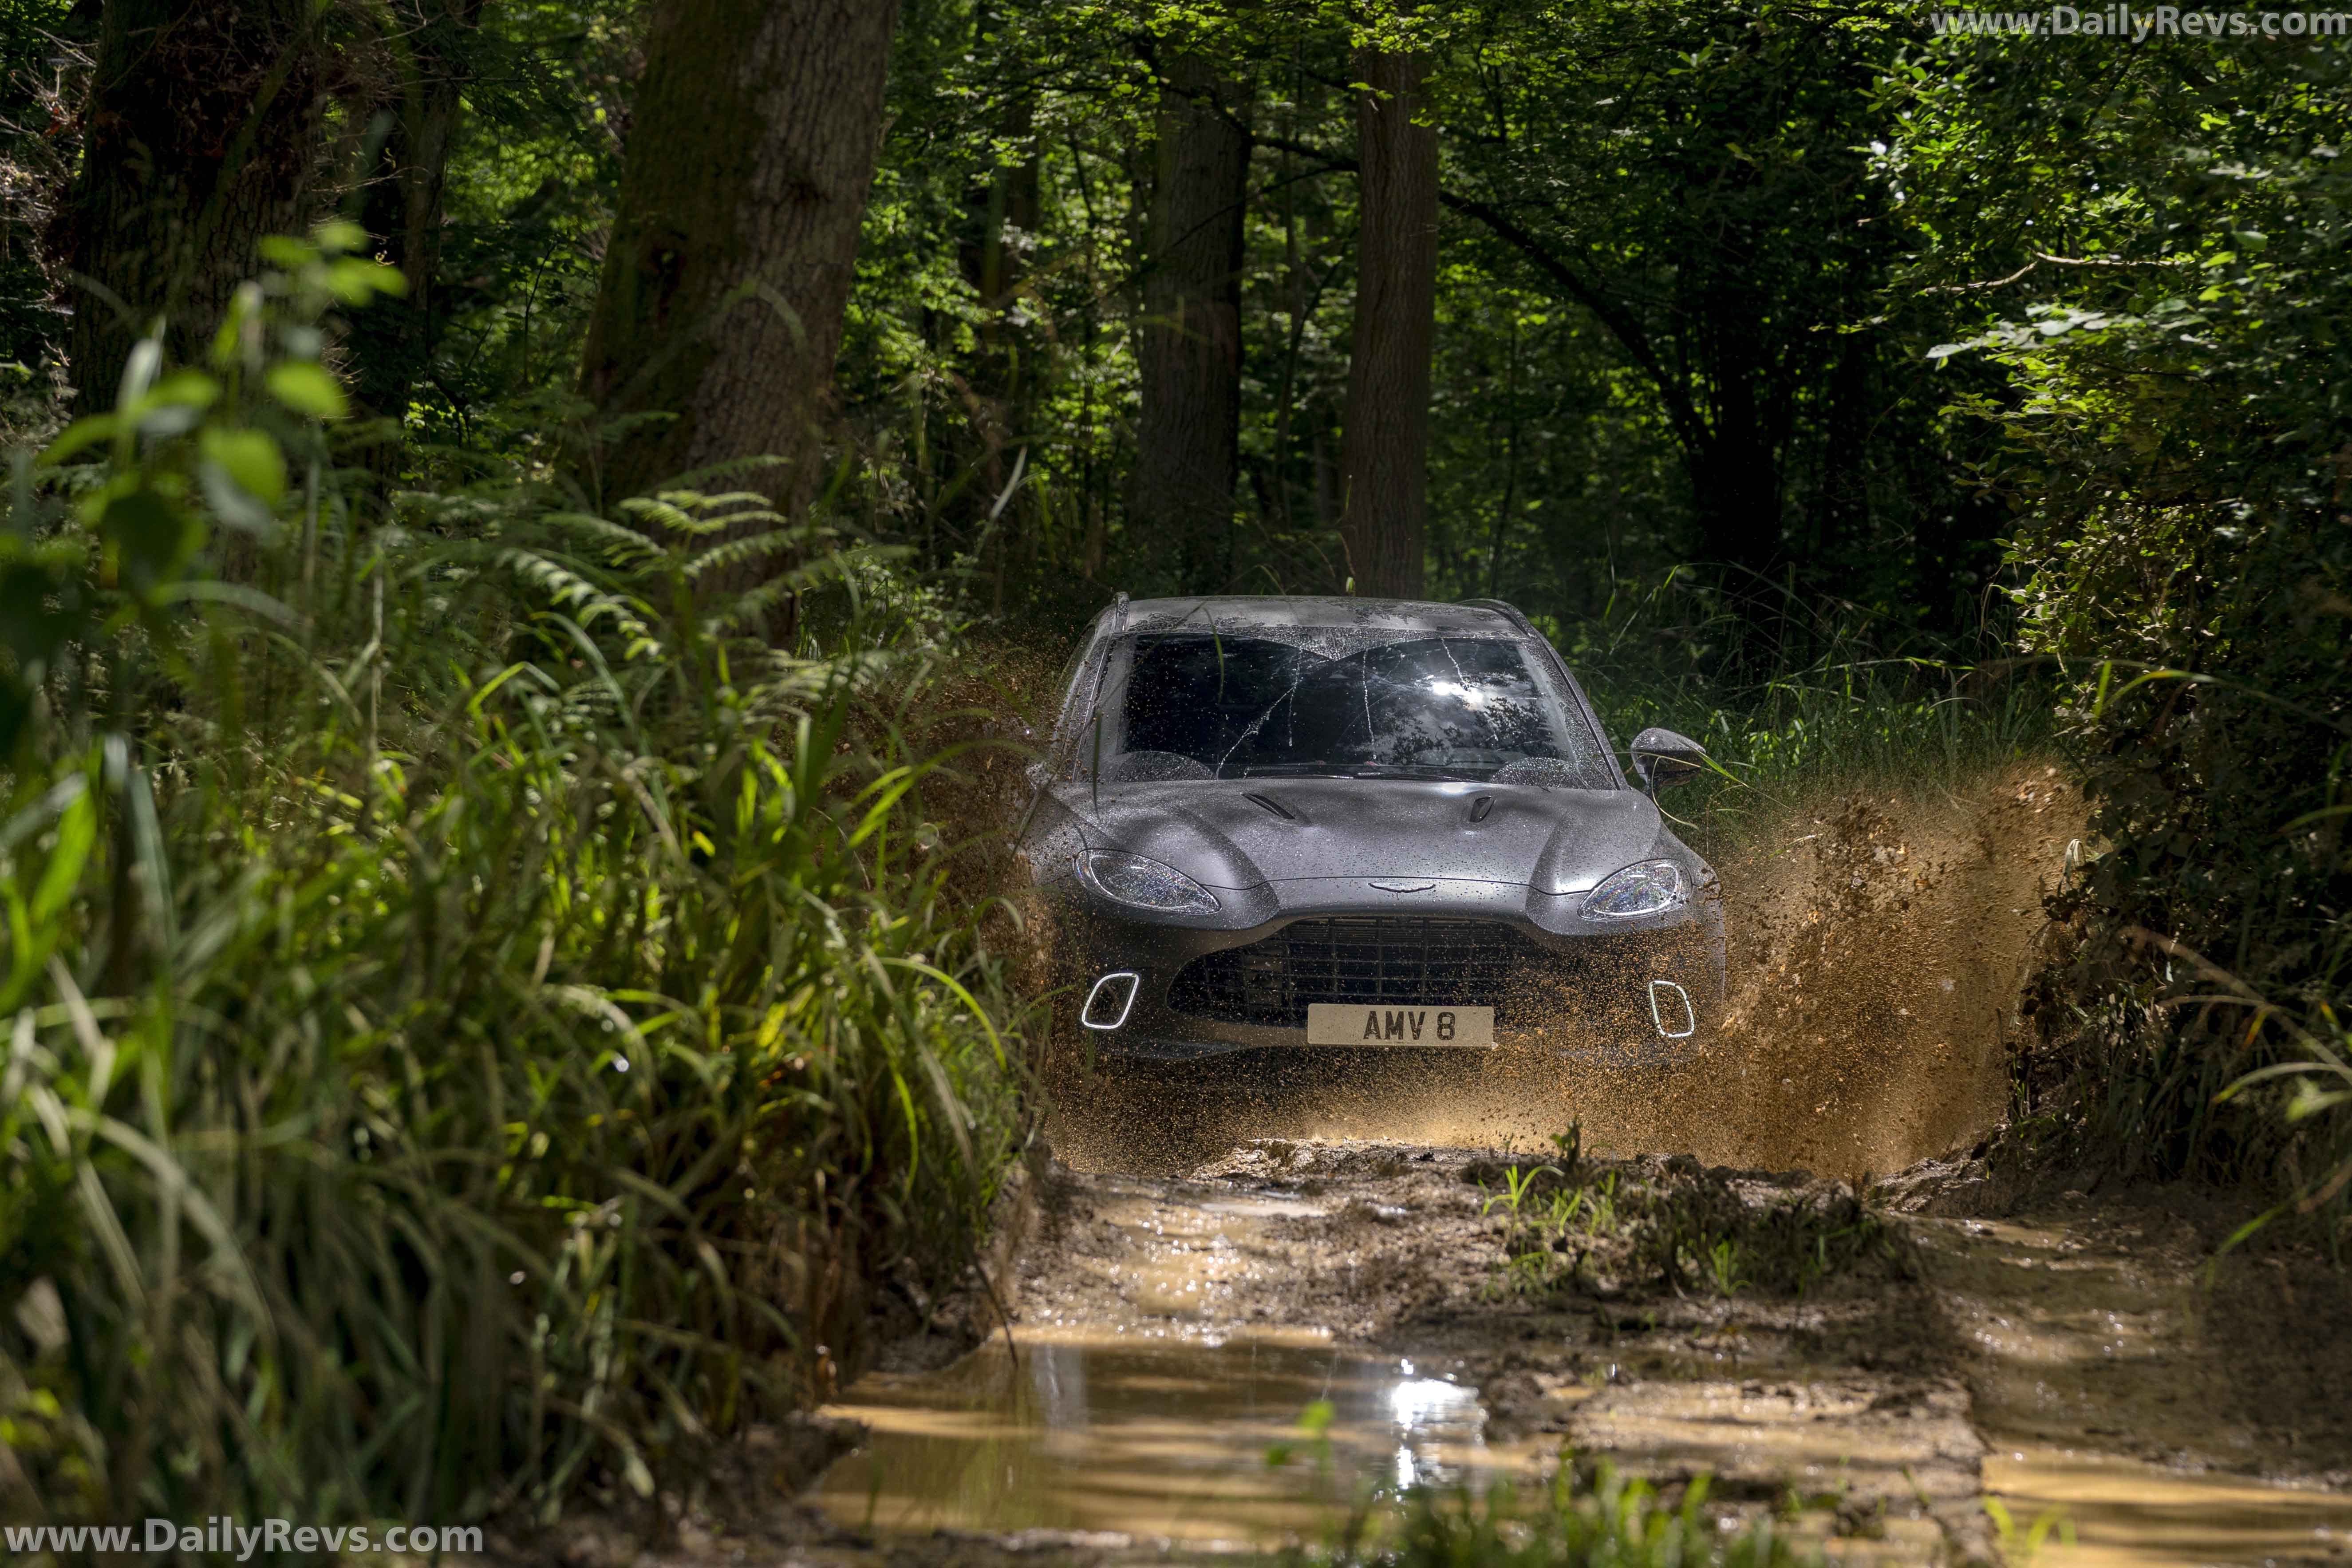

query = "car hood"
[{"left": 1049, "top": 776, "right": 1664, "bottom": 895}]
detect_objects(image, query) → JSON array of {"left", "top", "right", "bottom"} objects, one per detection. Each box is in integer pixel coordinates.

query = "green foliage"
[
  {"left": 0, "top": 236, "right": 1024, "bottom": 1532},
  {"left": 1375, "top": 1463, "right": 1815, "bottom": 1568},
  {"left": 1477, "top": 1153, "right": 1910, "bottom": 1301},
  {"left": 1891, "top": 24, "right": 2352, "bottom": 1232},
  {"left": 1532, "top": 581, "right": 2054, "bottom": 855},
  {"left": 1983, "top": 1496, "right": 2076, "bottom": 1564},
  {"left": 1427, "top": 0, "right": 2006, "bottom": 646}
]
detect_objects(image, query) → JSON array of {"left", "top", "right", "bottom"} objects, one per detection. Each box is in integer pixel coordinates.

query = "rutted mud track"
[
  {"left": 528, "top": 770, "right": 2352, "bottom": 1566},
  {"left": 807, "top": 1136, "right": 2352, "bottom": 1568},
  {"left": 880, "top": 1142, "right": 1992, "bottom": 1562}
]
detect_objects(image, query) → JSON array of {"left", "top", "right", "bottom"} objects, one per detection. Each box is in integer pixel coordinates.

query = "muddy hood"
[{"left": 1052, "top": 777, "right": 1665, "bottom": 895}]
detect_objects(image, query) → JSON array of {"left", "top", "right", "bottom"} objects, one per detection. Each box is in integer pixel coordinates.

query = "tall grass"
[
  {"left": 0, "top": 232, "right": 1025, "bottom": 1534},
  {"left": 1530, "top": 570, "right": 2055, "bottom": 848}
]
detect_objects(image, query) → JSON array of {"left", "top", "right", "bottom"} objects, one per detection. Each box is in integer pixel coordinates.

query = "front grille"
[{"left": 1167, "top": 917, "right": 1547, "bottom": 1028}]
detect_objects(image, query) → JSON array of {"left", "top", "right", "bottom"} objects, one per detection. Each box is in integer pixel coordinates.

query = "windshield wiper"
[
  {"left": 1232, "top": 763, "right": 1356, "bottom": 778},
  {"left": 1345, "top": 764, "right": 1487, "bottom": 781},
  {"left": 1231, "top": 762, "right": 1485, "bottom": 782}
]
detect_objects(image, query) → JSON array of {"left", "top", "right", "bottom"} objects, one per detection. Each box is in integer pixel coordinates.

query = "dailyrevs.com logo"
[
  {"left": 1930, "top": 5, "right": 2352, "bottom": 34},
  {"left": 0, "top": 1517, "right": 485, "bottom": 1557}
]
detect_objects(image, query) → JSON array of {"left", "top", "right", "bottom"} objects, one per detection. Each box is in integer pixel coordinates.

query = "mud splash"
[
  {"left": 1623, "top": 766, "right": 2085, "bottom": 1176},
  {"left": 1046, "top": 765, "right": 2081, "bottom": 1182}
]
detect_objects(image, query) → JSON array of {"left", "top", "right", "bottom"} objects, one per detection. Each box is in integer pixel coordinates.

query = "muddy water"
[
  {"left": 814, "top": 1333, "right": 1510, "bottom": 1544},
  {"left": 817, "top": 1172, "right": 1529, "bottom": 1545},
  {"left": 1983, "top": 1449, "right": 2352, "bottom": 1568},
  {"left": 809, "top": 1150, "right": 2352, "bottom": 1568},
  {"left": 1917, "top": 1205, "right": 2352, "bottom": 1566}
]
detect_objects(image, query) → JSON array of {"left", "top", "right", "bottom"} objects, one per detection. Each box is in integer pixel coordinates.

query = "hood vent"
[
  {"left": 1469, "top": 794, "right": 1494, "bottom": 823},
  {"left": 1244, "top": 791, "right": 1297, "bottom": 822}
]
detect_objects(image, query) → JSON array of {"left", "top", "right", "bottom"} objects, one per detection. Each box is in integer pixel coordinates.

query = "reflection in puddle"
[
  {"left": 1985, "top": 1447, "right": 2352, "bottom": 1568},
  {"left": 1920, "top": 1212, "right": 2352, "bottom": 1568},
  {"left": 815, "top": 1331, "right": 1514, "bottom": 1544}
]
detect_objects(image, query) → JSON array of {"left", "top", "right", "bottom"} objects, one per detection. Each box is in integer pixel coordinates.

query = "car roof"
[{"left": 1112, "top": 595, "right": 1523, "bottom": 638}]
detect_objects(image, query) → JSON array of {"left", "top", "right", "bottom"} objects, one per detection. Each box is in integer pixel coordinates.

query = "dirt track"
[{"left": 524, "top": 770, "right": 2352, "bottom": 1568}]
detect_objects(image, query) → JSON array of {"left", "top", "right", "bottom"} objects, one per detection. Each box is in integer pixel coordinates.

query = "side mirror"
[{"left": 1629, "top": 727, "right": 1709, "bottom": 793}]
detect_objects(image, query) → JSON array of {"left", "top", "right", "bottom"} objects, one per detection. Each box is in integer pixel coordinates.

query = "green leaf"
[
  {"left": 29, "top": 788, "right": 95, "bottom": 927},
  {"left": 313, "top": 217, "right": 367, "bottom": 254},
  {"left": 142, "top": 368, "right": 221, "bottom": 410},
  {"left": 41, "top": 414, "right": 120, "bottom": 465},
  {"left": 326, "top": 257, "right": 407, "bottom": 306},
  {"left": 265, "top": 361, "right": 348, "bottom": 419},
  {"left": 257, "top": 235, "right": 316, "bottom": 269},
  {"left": 200, "top": 427, "right": 288, "bottom": 508}
]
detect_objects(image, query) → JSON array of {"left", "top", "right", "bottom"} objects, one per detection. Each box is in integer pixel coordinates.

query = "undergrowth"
[
  {"left": 1532, "top": 580, "right": 2056, "bottom": 855},
  {"left": 0, "top": 231, "right": 1027, "bottom": 1535},
  {"left": 1476, "top": 1136, "right": 1912, "bottom": 1301},
  {"left": 1373, "top": 1464, "right": 1816, "bottom": 1568}
]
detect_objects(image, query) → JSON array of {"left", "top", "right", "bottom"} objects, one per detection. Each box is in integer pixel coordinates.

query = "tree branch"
[{"left": 1243, "top": 124, "right": 1711, "bottom": 459}]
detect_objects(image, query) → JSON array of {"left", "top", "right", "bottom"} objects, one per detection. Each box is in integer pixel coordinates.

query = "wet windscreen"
[{"left": 1094, "top": 633, "right": 1613, "bottom": 784}]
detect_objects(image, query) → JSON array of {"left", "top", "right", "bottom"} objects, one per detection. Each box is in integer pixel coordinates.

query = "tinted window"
[{"left": 1094, "top": 633, "right": 1612, "bottom": 784}]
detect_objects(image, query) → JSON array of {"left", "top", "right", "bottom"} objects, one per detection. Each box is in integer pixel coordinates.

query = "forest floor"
[{"left": 517, "top": 767, "right": 2352, "bottom": 1568}]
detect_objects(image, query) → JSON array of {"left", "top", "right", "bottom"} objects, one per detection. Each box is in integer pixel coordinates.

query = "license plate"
[{"left": 1305, "top": 1003, "right": 1494, "bottom": 1047}]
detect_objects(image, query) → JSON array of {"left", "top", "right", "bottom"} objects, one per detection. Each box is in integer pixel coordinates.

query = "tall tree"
[
  {"left": 57, "top": 0, "right": 327, "bottom": 411},
  {"left": 1338, "top": 43, "right": 1438, "bottom": 597},
  {"left": 1130, "top": 51, "right": 1250, "bottom": 594},
  {"left": 577, "top": 0, "right": 901, "bottom": 517},
  {"left": 347, "top": 0, "right": 488, "bottom": 446}
]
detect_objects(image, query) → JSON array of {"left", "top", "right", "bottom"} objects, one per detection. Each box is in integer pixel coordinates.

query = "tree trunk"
[
  {"left": 577, "top": 0, "right": 900, "bottom": 520},
  {"left": 347, "top": 0, "right": 484, "bottom": 448},
  {"left": 1688, "top": 403, "right": 1786, "bottom": 671},
  {"left": 1338, "top": 46, "right": 1437, "bottom": 600},
  {"left": 1130, "top": 52, "right": 1250, "bottom": 595},
  {"left": 58, "top": 0, "right": 326, "bottom": 412},
  {"left": 952, "top": 84, "right": 1038, "bottom": 583}
]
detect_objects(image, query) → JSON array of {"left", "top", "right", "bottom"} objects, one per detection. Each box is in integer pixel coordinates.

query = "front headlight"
[
  {"left": 1581, "top": 859, "right": 1686, "bottom": 920},
  {"left": 1081, "top": 849, "right": 1222, "bottom": 913}
]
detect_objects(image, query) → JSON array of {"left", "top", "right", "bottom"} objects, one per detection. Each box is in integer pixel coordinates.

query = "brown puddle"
[
  {"left": 813, "top": 1329, "right": 1519, "bottom": 1546},
  {"left": 1920, "top": 1210, "right": 2352, "bottom": 1567},
  {"left": 1984, "top": 1448, "right": 2352, "bottom": 1567}
]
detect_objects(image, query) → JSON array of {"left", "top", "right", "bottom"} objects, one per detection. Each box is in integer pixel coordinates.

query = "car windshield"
[{"left": 1077, "top": 631, "right": 1614, "bottom": 785}]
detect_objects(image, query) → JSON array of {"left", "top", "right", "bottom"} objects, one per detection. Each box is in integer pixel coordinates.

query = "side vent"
[{"left": 1469, "top": 795, "right": 1494, "bottom": 822}]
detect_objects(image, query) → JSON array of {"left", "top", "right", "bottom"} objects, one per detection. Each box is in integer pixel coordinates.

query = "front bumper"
[{"left": 1049, "top": 875, "right": 1726, "bottom": 1062}]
